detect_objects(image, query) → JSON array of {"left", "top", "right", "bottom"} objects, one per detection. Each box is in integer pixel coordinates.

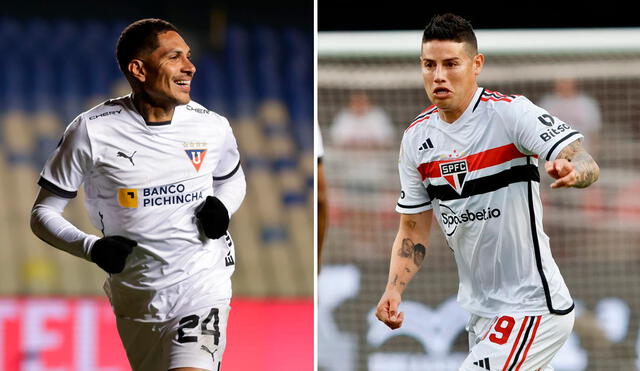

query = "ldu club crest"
[{"left": 185, "top": 149, "right": 208, "bottom": 172}]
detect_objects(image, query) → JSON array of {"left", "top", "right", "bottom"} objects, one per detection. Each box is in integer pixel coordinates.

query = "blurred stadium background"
[
  {"left": 318, "top": 27, "right": 640, "bottom": 370},
  {"left": 0, "top": 1, "right": 313, "bottom": 370}
]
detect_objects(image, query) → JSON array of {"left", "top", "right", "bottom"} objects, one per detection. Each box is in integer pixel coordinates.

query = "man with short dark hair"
[
  {"left": 31, "top": 18, "right": 245, "bottom": 371},
  {"left": 375, "top": 14, "right": 599, "bottom": 370}
]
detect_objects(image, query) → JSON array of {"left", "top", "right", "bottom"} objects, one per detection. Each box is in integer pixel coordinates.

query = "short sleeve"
[
  {"left": 396, "top": 134, "right": 432, "bottom": 214},
  {"left": 507, "top": 97, "right": 584, "bottom": 161},
  {"left": 39, "top": 116, "right": 93, "bottom": 198},
  {"left": 212, "top": 122, "right": 241, "bottom": 181}
]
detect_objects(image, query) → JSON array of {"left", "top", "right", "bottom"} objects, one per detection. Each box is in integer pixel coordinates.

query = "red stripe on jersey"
[
  {"left": 502, "top": 316, "right": 530, "bottom": 371},
  {"left": 481, "top": 96, "right": 513, "bottom": 103},
  {"left": 407, "top": 116, "right": 430, "bottom": 130},
  {"left": 515, "top": 316, "right": 542, "bottom": 371},
  {"left": 421, "top": 104, "right": 437, "bottom": 114},
  {"left": 406, "top": 107, "right": 438, "bottom": 131},
  {"left": 417, "top": 143, "right": 526, "bottom": 180}
]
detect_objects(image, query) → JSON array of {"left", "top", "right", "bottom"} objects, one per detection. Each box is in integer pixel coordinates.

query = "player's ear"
[
  {"left": 128, "top": 59, "right": 146, "bottom": 83},
  {"left": 473, "top": 53, "right": 484, "bottom": 77}
]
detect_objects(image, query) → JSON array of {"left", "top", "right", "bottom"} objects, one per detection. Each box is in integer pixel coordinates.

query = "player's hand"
[
  {"left": 375, "top": 290, "right": 404, "bottom": 330},
  {"left": 545, "top": 159, "right": 577, "bottom": 188},
  {"left": 90, "top": 236, "right": 136, "bottom": 274},
  {"left": 196, "top": 196, "right": 229, "bottom": 239}
]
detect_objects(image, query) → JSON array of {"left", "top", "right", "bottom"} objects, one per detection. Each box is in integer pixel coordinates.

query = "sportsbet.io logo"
[
  {"left": 440, "top": 204, "right": 501, "bottom": 236},
  {"left": 537, "top": 114, "right": 572, "bottom": 142}
]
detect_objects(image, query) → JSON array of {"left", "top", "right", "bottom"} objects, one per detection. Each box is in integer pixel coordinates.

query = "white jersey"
[
  {"left": 397, "top": 87, "right": 580, "bottom": 317},
  {"left": 39, "top": 95, "right": 241, "bottom": 322}
]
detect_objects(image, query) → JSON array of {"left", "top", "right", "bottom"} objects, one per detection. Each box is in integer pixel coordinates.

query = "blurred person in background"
[
  {"left": 375, "top": 13, "right": 599, "bottom": 370},
  {"left": 329, "top": 90, "right": 395, "bottom": 149},
  {"left": 30, "top": 18, "right": 245, "bottom": 371},
  {"left": 539, "top": 77, "right": 602, "bottom": 157}
]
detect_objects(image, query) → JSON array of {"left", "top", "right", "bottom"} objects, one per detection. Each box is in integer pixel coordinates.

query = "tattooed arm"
[
  {"left": 375, "top": 210, "right": 432, "bottom": 329},
  {"left": 545, "top": 139, "right": 599, "bottom": 189}
]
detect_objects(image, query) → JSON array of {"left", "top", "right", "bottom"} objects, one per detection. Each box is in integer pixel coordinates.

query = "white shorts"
[
  {"left": 460, "top": 310, "right": 574, "bottom": 371},
  {"left": 116, "top": 303, "right": 230, "bottom": 371}
]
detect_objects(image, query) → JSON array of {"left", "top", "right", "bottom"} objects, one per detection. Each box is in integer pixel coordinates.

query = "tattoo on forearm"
[
  {"left": 392, "top": 274, "right": 398, "bottom": 286},
  {"left": 557, "top": 140, "right": 599, "bottom": 188},
  {"left": 413, "top": 243, "right": 426, "bottom": 266},
  {"left": 399, "top": 238, "right": 413, "bottom": 258},
  {"left": 399, "top": 238, "right": 426, "bottom": 267},
  {"left": 405, "top": 220, "right": 417, "bottom": 230}
]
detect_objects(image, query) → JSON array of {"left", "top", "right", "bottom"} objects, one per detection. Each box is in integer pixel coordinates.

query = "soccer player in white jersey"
[
  {"left": 30, "top": 19, "right": 245, "bottom": 371},
  {"left": 375, "top": 14, "right": 599, "bottom": 371}
]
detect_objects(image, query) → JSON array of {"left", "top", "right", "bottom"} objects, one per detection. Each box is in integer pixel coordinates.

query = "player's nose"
[
  {"left": 433, "top": 64, "right": 445, "bottom": 82},
  {"left": 182, "top": 56, "right": 196, "bottom": 75}
]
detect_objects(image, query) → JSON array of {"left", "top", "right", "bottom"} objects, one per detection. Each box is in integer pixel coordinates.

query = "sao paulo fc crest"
[{"left": 439, "top": 159, "right": 468, "bottom": 194}]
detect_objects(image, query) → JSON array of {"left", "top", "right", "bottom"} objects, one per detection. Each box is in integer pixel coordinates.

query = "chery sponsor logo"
[{"left": 440, "top": 203, "right": 501, "bottom": 236}]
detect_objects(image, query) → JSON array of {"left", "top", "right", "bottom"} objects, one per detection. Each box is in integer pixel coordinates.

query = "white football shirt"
[
  {"left": 39, "top": 95, "right": 241, "bottom": 322},
  {"left": 397, "top": 87, "right": 580, "bottom": 317}
]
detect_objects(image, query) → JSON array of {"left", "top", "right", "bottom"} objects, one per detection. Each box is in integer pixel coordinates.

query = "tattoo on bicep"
[{"left": 557, "top": 140, "right": 599, "bottom": 188}]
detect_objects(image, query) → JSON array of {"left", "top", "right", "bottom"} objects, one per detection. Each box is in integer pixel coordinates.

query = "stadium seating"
[{"left": 0, "top": 17, "right": 313, "bottom": 297}]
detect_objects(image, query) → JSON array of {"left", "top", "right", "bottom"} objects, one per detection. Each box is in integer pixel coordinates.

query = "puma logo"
[
  {"left": 201, "top": 345, "right": 218, "bottom": 358},
  {"left": 117, "top": 151, "right": 137, "bottom": 166}
]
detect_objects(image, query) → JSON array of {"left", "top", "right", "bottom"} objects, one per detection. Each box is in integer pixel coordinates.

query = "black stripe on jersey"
[
  {"left": 212, "top": 160, "right": 241, "bottom": 181},
  {"left": 412, "top": 106, "right": 438, "bottom": 123},
  {"left": 526, "top": 156, "right": 575, "bottom": 315},
  {"left": 426, "top": 164, "right": 539, "bottom": 202},
  {"left": 146, "top": 120, "right": 172, "bottom": 126},
  {"left": 397, "top": 200, "right": 431, "bottom": 209},
  {"left": 545, "top": 131, "right": 581, "bottom": 161},
  {"left": 482, "top": 91, "right": 517, "bottom": 100},
  {"left": 507, "top": 316, "right": 535, "bottom": 371},
  {"left": 472, "top": 88, "right": 486, "bottom": 112},
  {"left": 38, "top": 177, "right": 78, "bottom": 199}
]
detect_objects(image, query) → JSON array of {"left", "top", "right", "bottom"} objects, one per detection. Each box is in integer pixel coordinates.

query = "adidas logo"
[
  {"left": 418, "top": 138, "right": 434, "bottom": 151},
  {"left": 473, "top": 357, "right": 491, "bottom": 370}
]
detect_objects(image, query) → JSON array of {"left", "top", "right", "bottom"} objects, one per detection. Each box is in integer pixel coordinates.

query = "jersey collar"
[{"left": 435, "top": 87, "right": 484, "bottom": 130}]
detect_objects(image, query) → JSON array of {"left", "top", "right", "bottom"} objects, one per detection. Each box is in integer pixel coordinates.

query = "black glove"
[
  {"left": 90, "top": 236, "right": 136, "bottom": 274},
  {"left": 196, "top": 196, "right": 229, "bottom": 239}
]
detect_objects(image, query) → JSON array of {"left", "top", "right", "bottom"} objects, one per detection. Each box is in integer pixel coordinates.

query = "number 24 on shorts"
[{"left": 177, "top": 308, "right": 221, "bottom": 344}]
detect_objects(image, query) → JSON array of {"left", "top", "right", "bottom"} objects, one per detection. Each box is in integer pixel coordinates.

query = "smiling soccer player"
[{"left": 31, "top": 19, "right": 245, "bottom": 371}]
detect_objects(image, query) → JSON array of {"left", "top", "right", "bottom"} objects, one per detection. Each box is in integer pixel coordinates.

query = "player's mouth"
[
  {"left": 433, "top": 87, "right": 452, "bottom": 98},
  {"left": 174, "top": 79, "right": 191, "bottom": 92}
]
